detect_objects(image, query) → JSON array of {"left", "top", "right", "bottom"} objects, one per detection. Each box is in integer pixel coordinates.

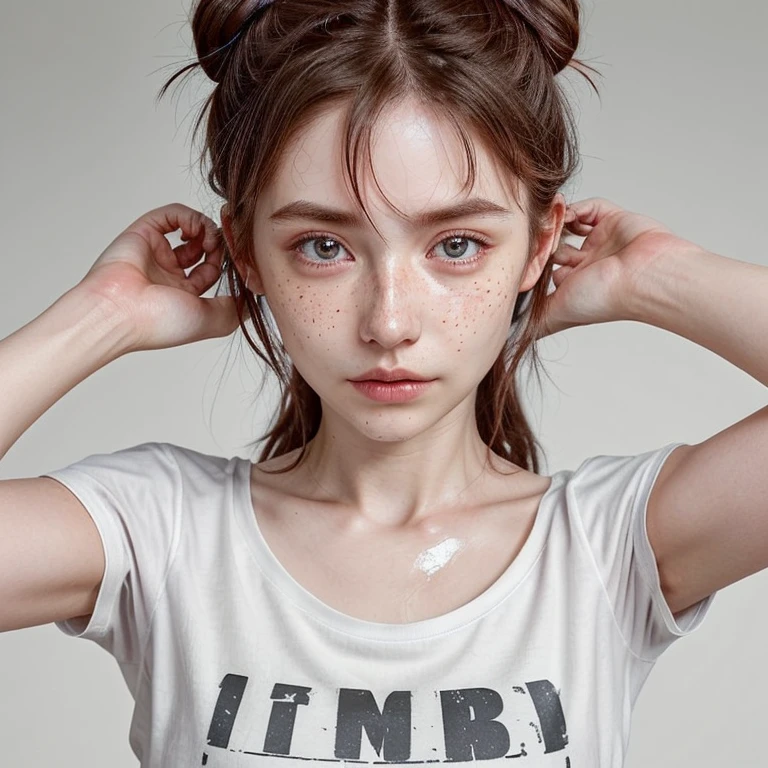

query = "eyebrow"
[{"left": 268, "top": 198, "right": 514, "bottom": 230}]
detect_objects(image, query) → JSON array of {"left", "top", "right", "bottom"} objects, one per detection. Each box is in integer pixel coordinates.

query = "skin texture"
[{"left": 221, "top": 96, "right": 566, "bottom": 621}]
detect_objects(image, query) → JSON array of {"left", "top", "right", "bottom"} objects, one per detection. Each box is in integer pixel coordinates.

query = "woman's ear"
[
  {"left": 220, "top": 203, "right": 266, "bottom": 295},
  {"left": 518, "top": 193, "right": 567, "bottom": 293}
]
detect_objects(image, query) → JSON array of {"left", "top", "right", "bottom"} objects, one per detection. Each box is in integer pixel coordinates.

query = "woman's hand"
[
  {"left": 78, "top": 203, "right": 240, "bottom": 352},
  {"left": 538, "top": 198, "right": 688, "bottom": 339}
]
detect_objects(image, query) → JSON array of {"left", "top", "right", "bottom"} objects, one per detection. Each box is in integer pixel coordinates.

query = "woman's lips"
[{"left": 349, "top": 379, "right": 436, "bottom": 403}]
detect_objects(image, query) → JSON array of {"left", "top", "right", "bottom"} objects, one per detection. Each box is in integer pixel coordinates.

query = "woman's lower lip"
[{"left": 349, "top": 379, "right": 436, "bottom": 403}]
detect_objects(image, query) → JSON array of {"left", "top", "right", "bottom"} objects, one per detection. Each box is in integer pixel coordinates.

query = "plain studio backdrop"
[{"left": 0, "top": 0, "right": 766, "bottom": 765}]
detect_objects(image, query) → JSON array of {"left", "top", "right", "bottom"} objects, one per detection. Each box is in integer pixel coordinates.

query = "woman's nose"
[{"left": 358, "top": 263, "right": 423, "bottom": 349}]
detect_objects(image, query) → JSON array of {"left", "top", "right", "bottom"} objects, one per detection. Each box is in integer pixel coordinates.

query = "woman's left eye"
[
  {"left": 432, "top": 233, "right": 490, "bottom": 265},
  {"left": 290, "top": 231, "right": 491, "bottom": 269}
]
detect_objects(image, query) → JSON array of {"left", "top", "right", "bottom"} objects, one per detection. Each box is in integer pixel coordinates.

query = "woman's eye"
[
  {"left": 291, "top": 231, "right": 490, "bottom": 269},
  {"left": 294, "top": 236, "right": 349, "bottom": 267},
  {"left": 433, "top": 235, "right": 485, "bottom": 263},
  {"left": 298, "top": 237, "right": 344, "bottom": 264}
]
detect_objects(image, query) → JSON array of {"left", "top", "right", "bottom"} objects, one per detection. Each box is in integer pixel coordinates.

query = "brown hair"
[{"left": 159, "top": 0, "right": 599, "bottom": 474}]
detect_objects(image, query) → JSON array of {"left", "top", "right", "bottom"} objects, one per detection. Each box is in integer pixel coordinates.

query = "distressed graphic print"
[{"left": 200, "top": 676, "right": 570, "bottom": 764}]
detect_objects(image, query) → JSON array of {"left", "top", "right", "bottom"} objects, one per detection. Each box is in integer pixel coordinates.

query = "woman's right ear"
[{"left": 220, "top": 204, "right": 265, "bottom": 296}]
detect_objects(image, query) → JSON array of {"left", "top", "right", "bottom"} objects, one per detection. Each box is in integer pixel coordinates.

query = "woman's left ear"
[{"left": 518, "top": 193, "right": 567, "bottom": 293}]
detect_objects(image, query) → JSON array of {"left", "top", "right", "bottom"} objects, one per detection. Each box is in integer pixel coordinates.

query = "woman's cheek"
[
  {"left": 268, "top": 280, "right": 348, "bottom": 355},
  {"left": 442, "top": 278, "right": 517, "bottom": 354}
]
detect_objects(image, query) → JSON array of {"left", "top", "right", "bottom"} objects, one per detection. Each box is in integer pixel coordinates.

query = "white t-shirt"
[{"left": 41, "top": 440, "right": 715, "bottom": 766}]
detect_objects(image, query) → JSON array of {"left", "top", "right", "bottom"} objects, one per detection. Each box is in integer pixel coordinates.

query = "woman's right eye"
[{"left": 291, "top": 233, "right": 351, "bottom": 269}]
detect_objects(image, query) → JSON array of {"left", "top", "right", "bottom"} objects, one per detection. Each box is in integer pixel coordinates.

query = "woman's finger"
[
  {"left": 567, "top": 198, "right": 624, "bottom": 228},
  {"left": 563, "top": 218, "right": 594, "bottom": 237},
  {"left": 186, "top": 260, "right": 223, "bottom": 295},
  {"left": 551, "top": 264, "right": 574, "bottom": 288},
  {"left": 174, "top": 231, "right": 226, "bottom": 277},
  {"left": 126, "top": 204, "right": 221, "bottom": 254},
  {"left": 551, "top": 242, "right": 584, "bottom": 266},
  {"left": 174, "top": 236, "right": 207, "bottom": 270}
]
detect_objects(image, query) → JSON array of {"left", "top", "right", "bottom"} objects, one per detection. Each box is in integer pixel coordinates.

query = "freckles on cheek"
[
  {"left": 268, "top": 279, "right": 346, "bottom": 353},
  {"left": 440, "top": 270, "right": 517, "bottom": 355}
]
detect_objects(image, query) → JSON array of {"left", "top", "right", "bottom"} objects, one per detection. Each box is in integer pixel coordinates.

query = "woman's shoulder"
[{"left": 479, "top": 452, "right": 558, "bottom": 510}]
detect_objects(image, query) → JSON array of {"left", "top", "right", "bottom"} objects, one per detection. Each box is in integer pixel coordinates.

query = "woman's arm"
[
  {"left": 629, "top": 246, "right": 768, "bottom": 387},
  {"left": 0, "top": 204, "right": 235, "bottom": 632},
  {"left": 547, "top": 197, "right": 768, "bottom": 616},
  {"left": 627, "top": 244, "right": 768, "bottom": 615},
  {"left": 0, "top": 288, "right": 133, "bottom": 462}
]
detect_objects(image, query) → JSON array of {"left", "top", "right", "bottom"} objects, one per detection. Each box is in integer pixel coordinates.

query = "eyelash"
[{"left": 288, "top": 230, "right": 492, "bottom": 270}]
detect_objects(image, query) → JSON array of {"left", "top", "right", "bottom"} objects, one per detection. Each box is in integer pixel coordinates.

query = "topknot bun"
[
  {"left": 503, "top": 0, "right": 580, "bottom": 75},
  {"left": 191, "top": 0, "right": 580, "bottom": 82},
  {"left": 192, "top": 0, "right": 272, "bottom": 82}
]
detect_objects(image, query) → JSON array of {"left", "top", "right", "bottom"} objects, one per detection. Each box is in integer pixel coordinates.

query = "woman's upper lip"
[{"left": 349, "top": 367, "right": 434, "bottom": 382}]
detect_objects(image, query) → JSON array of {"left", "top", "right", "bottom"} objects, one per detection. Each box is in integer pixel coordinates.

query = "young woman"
[{"left": 2, "top": 0, "right": 765, "bottom": 765}]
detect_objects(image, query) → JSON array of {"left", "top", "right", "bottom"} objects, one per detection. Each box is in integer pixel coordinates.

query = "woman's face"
[{"left": 230, "top": 96, "right": 563, "bottom": 444}]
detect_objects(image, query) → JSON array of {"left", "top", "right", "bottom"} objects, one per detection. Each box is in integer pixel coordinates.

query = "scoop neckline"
[{"left": 233, "top": 456, "right": 566, "bottom": 642}]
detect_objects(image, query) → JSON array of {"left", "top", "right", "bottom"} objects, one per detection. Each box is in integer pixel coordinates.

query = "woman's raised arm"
[{"left": 0, "top": 203, "right": 238, "bottom": 632}]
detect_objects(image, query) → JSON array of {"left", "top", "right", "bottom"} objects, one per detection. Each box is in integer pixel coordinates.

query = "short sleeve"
[
  {"left": 39, "top": 442, "right": 181, "bottom": 665},
  {"left": 571, "top": 441, "right": 716, "bottom": 662}
]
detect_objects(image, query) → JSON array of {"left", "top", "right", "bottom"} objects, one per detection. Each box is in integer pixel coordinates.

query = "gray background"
[{"left": 1, "top": 0, "right": 766, "bottom": 764}]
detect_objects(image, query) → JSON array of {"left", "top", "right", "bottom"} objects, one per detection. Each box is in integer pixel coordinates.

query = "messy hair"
[{"left": 159, "top": 0, "right": 598, "bottom": 474}]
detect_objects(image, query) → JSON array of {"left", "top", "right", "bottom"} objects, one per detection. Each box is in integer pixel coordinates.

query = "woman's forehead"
[{"left": 264, "top": 98, "right": 527, "bottom": 222}]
